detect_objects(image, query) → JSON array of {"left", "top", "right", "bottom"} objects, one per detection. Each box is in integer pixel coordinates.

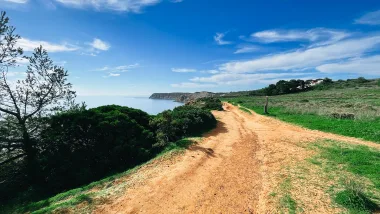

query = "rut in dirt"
[
  {"left": 94, "top": 103, "right": 379, "bottom": 214},
  {"left": 95, "top": 103, "right": 262, "bottom": 213}
]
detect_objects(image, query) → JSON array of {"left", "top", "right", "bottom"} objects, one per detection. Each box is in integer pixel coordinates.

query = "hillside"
[
  {"left": 150, "top": 91, "right": 218, "bottom": 102},
  {"left": 11, "top": 103, "right": 379, "bottom": 213}
]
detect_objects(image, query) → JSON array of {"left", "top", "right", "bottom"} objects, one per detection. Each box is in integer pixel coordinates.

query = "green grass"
[
  {"left": 275, "top": 178, "right": 300, "bottom": 214},
  {"left": 3, "top": 138, "right": 198, "bottom": 214},
  {"left": 239, "top": 106, "right": 252, "bottom": 114},
  {"left": 335, "top": 189, "right": 378, "bottom": 214},
  {"left": 309, "top": 141, "right": 380, "bottom": 213},
  {"left": 316, "top": 142, "right": 380, "bottom": 190},
  {"left": 280, "top": 194, "right": 297, "bottom": 214},
  {"left": 253, "top": 106, "right": 380, "bottom": 143},
  {"left": 224, "top": 87, "right": 380, "bottom": 143}
]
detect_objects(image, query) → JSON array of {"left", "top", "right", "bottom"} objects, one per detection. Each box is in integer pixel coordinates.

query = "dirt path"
[{"left": 93, "top": 103, "right": 379, "bottom": 214}]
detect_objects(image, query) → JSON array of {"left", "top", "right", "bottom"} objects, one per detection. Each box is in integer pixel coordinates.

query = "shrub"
[
  {"left": 38, "top": 105, "right": 156, "bottom": 192},
  {"left": 151, "top": 105, "right": 217, "bottom": 147},
  {"left": 335, "top": 179, "right": 378, "bottom": 213},
  {"left": 377, "top": 79, "right": 380, "bottom": 87},
  {"left": 187, "top": 97, "right": 223, "bottom": 111}
]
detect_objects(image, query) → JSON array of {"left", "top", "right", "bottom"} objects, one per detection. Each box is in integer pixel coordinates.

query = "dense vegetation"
[
  {"left": 224, "top": 79, "right": 380, "bottom": 142},
  {"left": 0, "top": 11, "right": 221, "bottom": 211},
  {"left": 185, "top": 97, "right": 224, "bottom": 111},
  {"left": 221, "top": 77, "right": 378, "bottom": 97},
  {"left": 1, "top": 101, "right": 220, "bottom": 209}
]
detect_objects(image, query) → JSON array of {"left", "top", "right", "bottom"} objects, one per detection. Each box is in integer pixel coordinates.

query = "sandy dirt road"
[{"left": 94, "top": 103, "right": 379, "bottom": 214}]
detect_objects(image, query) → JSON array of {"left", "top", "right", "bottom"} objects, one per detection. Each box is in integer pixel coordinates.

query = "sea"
[{"left": 76, "top": 96, "right": 183, "bottom": 115}]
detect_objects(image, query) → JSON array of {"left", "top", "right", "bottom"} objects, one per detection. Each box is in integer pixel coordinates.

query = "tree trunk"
[{"left": 21, "top": 122, "right": 38, "bottom": 184}]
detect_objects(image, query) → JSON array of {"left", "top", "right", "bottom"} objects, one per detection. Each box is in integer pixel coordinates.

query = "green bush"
[
  {"left": 335, "top": 189, "right": 378, "bottom": 213},
  {"left": 187, "top": 97, "right": 223, "bottom": 111},
  {"left": 38, "top": 105, "right": 156, "bottom": 192},
  {"left": 377, "top": 79, "right": 380, "bottom": 87},
  {"left": 151, "top": 105, "right": 217, "bottom": 146},
  {"left": 196, "top": 97, "right": 223, "bottom": 111}
]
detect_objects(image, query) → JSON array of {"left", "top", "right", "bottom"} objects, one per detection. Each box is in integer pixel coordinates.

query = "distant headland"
[{"left": 149, "top": 91, "right": 218, "bottom": 102}]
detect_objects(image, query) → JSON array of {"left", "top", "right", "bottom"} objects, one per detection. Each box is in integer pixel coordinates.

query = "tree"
[{"left": 0, "top": 11, "right": 75, "bottom": 183}]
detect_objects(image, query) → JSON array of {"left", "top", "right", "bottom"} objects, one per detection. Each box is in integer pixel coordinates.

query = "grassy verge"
[
  {"left": 309, "top": 140, "right": 379, "bottom": 213},
  {"left": 239, "top": 106, "right": 252, "bottom": 114},
  {"left": 3, "top": 138, "right": 198, "bottom": 214},
  {"left": 228, "top": 100, "right": 380, "bottom": 143},
  {"left": 269, "top": 140, "right": 379, "bottom": 213}
]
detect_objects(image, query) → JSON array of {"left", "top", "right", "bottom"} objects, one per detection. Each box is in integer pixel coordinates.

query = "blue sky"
[{"left": 2, "top": 0, "right": 380, "bottom": 96}]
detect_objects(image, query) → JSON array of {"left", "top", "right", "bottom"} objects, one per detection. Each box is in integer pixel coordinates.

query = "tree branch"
[{"left": 0, "top": 153, "right": 26, "bottom": 166}]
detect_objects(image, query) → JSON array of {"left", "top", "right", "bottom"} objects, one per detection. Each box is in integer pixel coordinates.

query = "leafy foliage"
[
  {"left": 187, "top": 97, "right": 223, "bottom": 111},
  {"left": 150, "top": 105, "right": 217, "bottom": 147},
  {"left": 38, "top": 105, "right": 156, "bottom": 192},
  {"left": 335, "top": 187, "right": 378, "bottom": 213}
]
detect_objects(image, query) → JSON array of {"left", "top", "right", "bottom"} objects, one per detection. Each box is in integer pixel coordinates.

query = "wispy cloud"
[
  {"left": 171, "top": 82, "right": 217, "bottom": 88},
  {"left": 317, "top": 56, "right": 380, "bottom": 75},
  {"left": 172, "top": 68, "right": 197, "bottom": 73},
  {"left": 234, "top": 45, "right": 260, "bottom": 54},
  {"left": 90, "top": 38, "right": 110, "bottom": 51},
  {"left": 103, "top": 73, "right": 121, "bottom": 78},
  {"left": 54, "top": 0, "right": 162, "bottom": 12},
  {"left": 171, "top": 72, "right": 314, "bottom": 88},
  {"left": 17, "top": 38, "right": 78, "bottom": 52},
  {"left": 221, "top": 35, "right": 380, "bottom": 73},
  {"left": 1, "top": 0, "right": 28, "bottom": 3},
  {"left": 94, "top": 63, "right": 140, "bottom": 73},
  {"left": 189, "top": 72, "right": 308, "bottom": 85},
  {"left": 251, "top": 28, "right": 350, "bottom": 46},
  {"left": 214, "top": 32, "right": 232, "bottom": 45},
  {"left": 355, "top": 10, "right": 380, "bottom": 25},
  {"left": 200, "top": 69, "right": 219, "bottom": 74}
]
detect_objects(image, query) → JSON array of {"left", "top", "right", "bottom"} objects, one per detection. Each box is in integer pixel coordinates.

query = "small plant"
[
  {"left": 335, "top": 179, "right": 378, "bottom": 213},
  {"left": 280, "top": 194, "right": 297, "bottom": 214}
]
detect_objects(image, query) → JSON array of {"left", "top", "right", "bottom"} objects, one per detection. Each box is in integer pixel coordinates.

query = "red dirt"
[{"left": 93, "top": 103, "right": 379, "bottom": 214}]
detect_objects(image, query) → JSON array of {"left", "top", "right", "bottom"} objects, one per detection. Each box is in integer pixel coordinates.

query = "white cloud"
[
  {"left": 81, "top": 52, "right": 97, "bottom": 57},
  {"left": 94, "top": 63, "right": 139, "bottom": 73},
  {"left": 200, "top": 69, "right": 219, "bottom": 74},
  {"left": 15, "top": 57, "right": 29, "bottom": 65},
  {"left": 251, "top": 28, "right": 349, "bottom": 46},
  {"left": 4, "top": 0, "right": 27, "bottom": 3},
  {"left": 171, "top": 82, "right": 217, "bottom": 88},
  {"left": 1, "top": 0, "right": 28, "bottom": 3},
  {"left": 54, "top": 0, "right": 161, "bottom": 12},
  {"left": 109, "top": 73, "right": 120, "bottom": 77},
  {"left": 220, "top": 35, "right": 380, "bottom": 73},
  {"left": 103, "top": 73, "right": 121, "bottom": 78},
  {"left": 234, "top": 45, "right": 260, "bottom": 54},
  {"left": 189, "top": 72, "right": 308, "bottom": 85},
  {"left": 115, "top": 63, "right": 139, "bottom": 71},
  {"left": 214, "top": 32, "right": 232, "bottom": 45},
  {"left": 18, "top": 38, "right": 78, "bottom": 52},
  {"left": 171, "top": 72, "right": 314, "bottom": 88},
  {"left": 316, "top": 55, "right": 380, "bottom": 75},
  {"left": 90, "top": 38, "right": 110, "bottom": 51},
  {"left": 171, "top": 68, "right": 197, "bottom": 73},
  {"left": 355, "top": 10, "right": 380, "bottom": 25}
]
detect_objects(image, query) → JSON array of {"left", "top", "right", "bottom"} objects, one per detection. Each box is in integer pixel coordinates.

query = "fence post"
[{"left": 264, "top": 96, "right": 269, "bottom": 114}]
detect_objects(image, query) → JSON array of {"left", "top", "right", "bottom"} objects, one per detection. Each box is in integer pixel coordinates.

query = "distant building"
[{"left": 306, "top": 79, "right": 324, "bottom": 88}]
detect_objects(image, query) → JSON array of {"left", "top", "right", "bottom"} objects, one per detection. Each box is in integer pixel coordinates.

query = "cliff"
[{"left": 149, "top": 92, "right": 217, "bottom": 102}]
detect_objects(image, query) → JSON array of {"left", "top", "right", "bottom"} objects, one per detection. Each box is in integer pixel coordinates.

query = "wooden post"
[{"left": 264, "top": 96, "right": 269, "bottom": 114}]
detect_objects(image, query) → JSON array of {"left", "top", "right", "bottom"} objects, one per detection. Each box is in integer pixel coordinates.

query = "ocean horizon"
[{"left": 76, "top": 96, "right": 183, "bottom": 115}]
